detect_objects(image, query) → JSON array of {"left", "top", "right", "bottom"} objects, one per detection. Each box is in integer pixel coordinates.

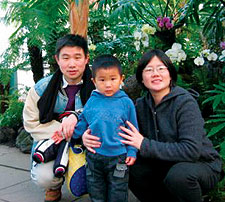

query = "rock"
[
  {"left": 16, "top": 127, "right": 33, "bottom": 154},
  {"left": 0, "top": 127, "right": 16, "bottom": 146},
  {"left": 123, "top": 75, "right": 142, "bottom": 102}
]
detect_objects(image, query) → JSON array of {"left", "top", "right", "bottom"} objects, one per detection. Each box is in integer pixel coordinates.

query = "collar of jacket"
[{"left": 144, "top": 86, "right": 199, "bottom": 109}]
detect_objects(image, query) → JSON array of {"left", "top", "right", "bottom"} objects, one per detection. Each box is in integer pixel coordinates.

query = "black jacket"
[{"left": 136, "top": 86, "right": 222, "bottom": 172}]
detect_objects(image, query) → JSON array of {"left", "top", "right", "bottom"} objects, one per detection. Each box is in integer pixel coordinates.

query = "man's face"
[{"left": 55, "top": 46, "right": 88, "bottom": 85}]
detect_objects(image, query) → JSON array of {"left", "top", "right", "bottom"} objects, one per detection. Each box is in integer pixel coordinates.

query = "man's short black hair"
[
  {"left": 91, "top": 54, "right": 122, "bottom": 78},
  {"left": 55, "top": 34, "right": 88, "bottom": 57}
]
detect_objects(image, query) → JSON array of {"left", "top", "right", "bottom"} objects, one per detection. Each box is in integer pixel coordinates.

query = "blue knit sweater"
[{"left": 72, "top": 90, "right": 138, "bottom": 157}]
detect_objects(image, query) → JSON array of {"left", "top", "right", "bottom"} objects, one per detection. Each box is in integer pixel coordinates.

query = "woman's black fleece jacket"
[{"left": 136, "top": 86, "right": 222, "bottom": 172}]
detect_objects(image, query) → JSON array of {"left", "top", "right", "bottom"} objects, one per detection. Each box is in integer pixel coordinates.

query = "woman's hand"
[
  {"left": 82, "top": 129, "right": 101, "bottom": 153},
  {"left": 119, "top": 121, "right": 144, "bottom": 150}
]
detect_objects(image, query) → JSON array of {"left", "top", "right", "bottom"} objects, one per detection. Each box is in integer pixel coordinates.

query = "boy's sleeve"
[
  {"left": 126, "top": 99, "right": 139, "bottom": 158},
  {"left": 72, "top": 112, "right": 89, "bottom": 140}
]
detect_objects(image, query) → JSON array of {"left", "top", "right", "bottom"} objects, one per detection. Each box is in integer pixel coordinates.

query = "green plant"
[
  {"left": 203, "top": 82, "right": 225, "bottom": 160},
  {"left": 0, "top": 93, "right": 24, "bottom": 129},
  {"left": 202, "top": 82, "right": 225, "bottom": 201},
  {"left": 200, "top": 0, "right": 225, "bottom": 46}
]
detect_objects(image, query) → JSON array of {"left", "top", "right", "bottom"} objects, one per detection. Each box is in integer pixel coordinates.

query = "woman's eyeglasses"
[{"left": 143, "top": 66, "right": 168, "bottom": 74}]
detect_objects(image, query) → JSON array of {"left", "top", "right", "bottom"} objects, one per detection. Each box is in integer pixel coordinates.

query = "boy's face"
[
  {"left": 92, "top": 67, "right": 124, "bottom": 97},
  {"left": 55, "top": 46, "right": 89, "bottom": 85}
]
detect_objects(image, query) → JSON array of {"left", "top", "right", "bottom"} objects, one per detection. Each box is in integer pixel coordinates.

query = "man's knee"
[{"left": 31, "top": 161, "right": 63, "bottom": 189}]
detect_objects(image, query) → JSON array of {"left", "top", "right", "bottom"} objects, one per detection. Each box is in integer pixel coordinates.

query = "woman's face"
[{"left": 142, "top": 56, "right": 171, "bottom": 96}]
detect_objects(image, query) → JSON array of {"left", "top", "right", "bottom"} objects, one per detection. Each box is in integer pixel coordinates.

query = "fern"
[{"left": 204, "top": 82, "right": 225, "bottom": 160}]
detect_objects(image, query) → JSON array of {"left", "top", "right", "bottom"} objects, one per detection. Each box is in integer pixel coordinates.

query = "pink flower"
[
  {"left": 162, "top": 17, "right": 170, "bottom": 23},
  {"left": 158, "top": 21, "right": 164, "bottom": 28},
  {"left": 165, "top": 22, "right": 173, "bottom": 30},
  {"left": 220, "top": 41, "right": 225, "bottom": 49}
]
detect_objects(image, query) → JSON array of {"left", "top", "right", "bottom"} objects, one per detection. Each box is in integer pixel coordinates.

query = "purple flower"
[
  {"left": 220, "top": 41, "right": 225, "bottom": 49},
  {"left": 165, "top": 22, "right": 173, "bottom": 30},
  {"left": 157, "top": 17, "right": 162, "bottom": 23},
  {"left": 157, "top": 16, "right": 173, "bottom": 30},
  {"left": 162, "top": 17, "right": 170, "bottom": 23}
]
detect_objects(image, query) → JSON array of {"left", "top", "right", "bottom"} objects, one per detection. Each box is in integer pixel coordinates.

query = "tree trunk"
[
  {"left": 27, "top": 44, "right": 44, "bottom": 83},
  {"left": 0, "top": 83, "right": 10, "bottom": 113},
  {"left": 69, "top": 0, "right": 89, "bottom": 38}
]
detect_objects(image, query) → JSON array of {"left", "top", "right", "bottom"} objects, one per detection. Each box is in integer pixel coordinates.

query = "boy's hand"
[
  {"left": 125, "top": 157, "right": 136, "bottom": 166},
  {"left": 52, "top": 131, "right": 64, "bottom": 144}
]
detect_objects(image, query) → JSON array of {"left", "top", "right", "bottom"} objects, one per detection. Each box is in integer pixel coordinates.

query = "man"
[{"left": 23, "top": 34, "right": 95, "bottom": 202}]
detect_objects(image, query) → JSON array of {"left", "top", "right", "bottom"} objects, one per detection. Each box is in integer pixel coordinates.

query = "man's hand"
[
  {"left": 60, "top": 114, "right": 78, "bottom": 140},
  {"left": 52, "top": 131, "right": 64, "bottom": 144}
]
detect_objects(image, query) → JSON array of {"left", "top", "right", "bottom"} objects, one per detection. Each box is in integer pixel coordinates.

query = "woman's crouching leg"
[{"left": 164, "top": 162, "right": 221, "bottom": 202}]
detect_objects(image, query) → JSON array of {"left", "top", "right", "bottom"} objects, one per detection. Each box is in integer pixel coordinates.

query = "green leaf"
[
  {"left": 134, "top": 1, "right": 142, "bottom": 15},
  {"left": 142, "top": 1, "right": 157, "bottom": 17},
  {"left": 219, "top": 82, "right": 225, "bottom": 88},
  {"left": 204, "top": 90, "right": 223, "bottom": 94},
  {"left": 213, "top": 96, "right": 221, "bottom": 110},
  {"left": 210, "top": 114, "right": 225, "bottom": 118},
  {"left": 214, "top": 84, "right": 225, "bottom": 92},
  {"left": 202, "top": 95, "right": 217, "bottom": 105},
  {"left": 207, "top": 122, "right": 225, "bottom": 138},
  {"left": 124, "top": 3, "right": 130, "bottom": 19},
  {"left": 157, "top": 0, "right": 164, "bottom": 15},
  {"left": 206, "top": 118, "right": 225, "bottom": 124},
  {"left": 162, "top": 0, "right": 170, "bottom": 17},
  {"left": 221, "top": 94, "right": 225, "bottom": 104},
  {"left": 130, "top": 7, "right": 137, "bottom": 21},
  {"left": 220, "top": 141, "right": 225, "bottom": 160}
]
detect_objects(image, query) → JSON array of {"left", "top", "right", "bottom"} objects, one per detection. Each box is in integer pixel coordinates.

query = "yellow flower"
[
  {"left": 89, "top": 44, "right": 96, "bottom": 51},
  {"left": 141, "top": 24, "right": 156, "bottom": 35},
  {"left": 222, "top": 20, "right": 225, "bottom": 27}
]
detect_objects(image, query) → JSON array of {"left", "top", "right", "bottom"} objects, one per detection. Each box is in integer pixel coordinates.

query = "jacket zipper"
[{"left": 152, "top": 109, "right": 159, "bottom": 141}]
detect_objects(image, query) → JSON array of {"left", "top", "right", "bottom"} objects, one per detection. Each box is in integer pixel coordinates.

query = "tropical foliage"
[{"left": 203, "top": 83, "right": 225, "bottom": 158}]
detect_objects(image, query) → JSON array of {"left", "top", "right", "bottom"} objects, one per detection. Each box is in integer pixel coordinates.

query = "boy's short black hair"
[
  {"left": 136, "top": 49, "right": 177, "bottom": 90},
  {"left": 55, "top": 34, "right": 88, "bottom": 57},
  {"left": 91, "top": 54, "right": 122, "bottom": 78}
]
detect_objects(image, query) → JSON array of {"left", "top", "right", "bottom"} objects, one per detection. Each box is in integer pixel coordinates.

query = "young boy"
[{"left": 71, "top": 54, "right": 139, "bottom": 202}]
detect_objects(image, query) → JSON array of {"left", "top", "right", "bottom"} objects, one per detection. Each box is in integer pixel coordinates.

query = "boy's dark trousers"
[{"left": 86, "top": 152, "right": 129, "bottom": 202}]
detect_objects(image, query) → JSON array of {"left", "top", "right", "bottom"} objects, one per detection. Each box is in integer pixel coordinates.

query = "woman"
[{"left": 83, "top": 49, "right": 222, "bottom": 202}]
